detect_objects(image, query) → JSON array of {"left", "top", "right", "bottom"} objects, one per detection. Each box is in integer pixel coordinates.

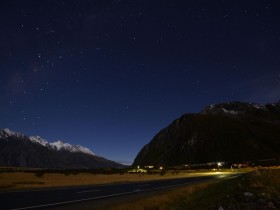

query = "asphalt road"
[{"left": 1, "top": 173, "right": 236, "bottom": 210}]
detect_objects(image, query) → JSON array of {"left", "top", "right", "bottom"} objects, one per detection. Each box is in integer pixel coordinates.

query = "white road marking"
[
  {"left": 138, "top": 184, "right": 150, "bottom": 187},
  {"left": 77, "top": 189, "right": 100, "bottom": 193}
]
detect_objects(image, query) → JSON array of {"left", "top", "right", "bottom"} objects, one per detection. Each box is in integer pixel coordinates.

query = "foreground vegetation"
[
  {"left": 106, "top": 167, "right": 280, "bottom": 210},
  {"left": 0, "top": 167, "right": 237, "bottom": 191},
  {"left": 1, "top": 167, "right": 279, "bottom": 209}
]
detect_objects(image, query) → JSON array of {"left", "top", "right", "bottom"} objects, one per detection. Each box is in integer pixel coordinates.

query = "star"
[{"left": 0, "top": 0, "right": 279, "bottom": 164}]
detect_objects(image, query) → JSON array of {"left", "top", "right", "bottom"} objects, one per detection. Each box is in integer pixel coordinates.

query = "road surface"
[{"left": 1, "top": 173, "right": 237, "bottom": 210}]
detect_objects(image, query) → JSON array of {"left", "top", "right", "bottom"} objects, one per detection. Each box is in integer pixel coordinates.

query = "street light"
[{"left": 217, "top": 162, "right": 222, "bottom": 170}]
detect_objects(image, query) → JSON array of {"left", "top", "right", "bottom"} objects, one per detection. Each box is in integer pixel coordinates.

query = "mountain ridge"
[
  {"left": 1, "top": 128, "right": 95, "bottom": 156},
  {"left": 133, "top": 100, "right": 280, "bottom": 167},
  {"left": 0, "top": 129, "right": 123, "bottom": 169}
]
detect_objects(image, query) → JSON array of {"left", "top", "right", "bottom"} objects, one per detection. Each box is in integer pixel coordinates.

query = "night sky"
[{"left": 1, "top": 0, "right": 280, "bottom": 164}]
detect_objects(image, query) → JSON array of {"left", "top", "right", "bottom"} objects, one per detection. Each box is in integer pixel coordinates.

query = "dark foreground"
[{"left": 1, "top": 173, "right": 235, "bottom": 210}]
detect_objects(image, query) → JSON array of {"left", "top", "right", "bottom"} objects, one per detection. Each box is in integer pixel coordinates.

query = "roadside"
[
  {"left": 2, "top": 167, "right": 279, "bottom": 209},
  {"left": 46, "top": 176, "right": 223, "bottom": 210},
  {"left": 102, "top": 168, "right": 280, "bottom": 210},
  {"left": 0, "top": 168, "right": 242, "bottom": 192}
]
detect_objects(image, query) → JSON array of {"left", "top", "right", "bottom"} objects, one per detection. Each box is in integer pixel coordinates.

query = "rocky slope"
[
  {"left": 0, "top": 129, "right": 123, "bottom": 169},
  {"left": 133, "top": 101, "right": 280, "bottom": 167}
]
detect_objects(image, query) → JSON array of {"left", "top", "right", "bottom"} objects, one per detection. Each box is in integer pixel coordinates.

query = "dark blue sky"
[{"left": 1, "top": 0, "right": 280, "bottom": 164}]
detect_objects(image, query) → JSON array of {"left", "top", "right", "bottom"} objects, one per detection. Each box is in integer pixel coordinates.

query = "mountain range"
[
  {"left": 0, "top": 129, "right": 123, "bottom": 169},
  {"left": 133, "top": 100, "right": 280, "bottom": 167}
]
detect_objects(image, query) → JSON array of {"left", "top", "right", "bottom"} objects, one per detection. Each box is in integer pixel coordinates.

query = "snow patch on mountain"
[
  {"left": 75, "top": 145, "right": 95, "bottom": 156},
  {"left": 50, "top": 140, "right": 70, "bottom": 150},
  {"left": 3, "top": 128, "right": 15, "bottom": 135},
  {"left": 49, "top": 140, "right": 95, "bottom": 155},
  {"left": 29, "top": 136, "right": 49, "bottom": 146},
  {"left": 221, "top": 108, "right": 238, "bottom": 115},
  {"left": 0, "top": 128, "right": 24, "bottom": 138}
]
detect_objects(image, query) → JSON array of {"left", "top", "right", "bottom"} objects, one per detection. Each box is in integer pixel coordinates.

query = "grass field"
[
  {"left": 0, "top": 169, "right": 238, "bottom": 191},
  {"left": 105, "top": 167, "right": 280, "bottom": 210},
  {"left": 1, "top": 167, "right": 279, "bottom": 209}
]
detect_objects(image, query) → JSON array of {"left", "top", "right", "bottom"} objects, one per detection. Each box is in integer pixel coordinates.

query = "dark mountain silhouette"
[{"left": 133, "top": 101, "right": 280, "bottom": 167}]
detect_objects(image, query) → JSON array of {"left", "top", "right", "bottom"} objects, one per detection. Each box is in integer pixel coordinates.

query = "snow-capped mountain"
[
  {"left": 0, "top": 129, "right": 95, "bottom": 156},
  {"left": 29, "top": 135, "right": 95, "bottom": 156},
  {"left": 0, "top": 129, "right": 123, "bottom": 169}
]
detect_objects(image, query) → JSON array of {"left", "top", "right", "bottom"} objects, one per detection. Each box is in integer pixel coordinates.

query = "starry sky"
[{"left": 1, "top": 0, "right": 280, "bottom": 164}]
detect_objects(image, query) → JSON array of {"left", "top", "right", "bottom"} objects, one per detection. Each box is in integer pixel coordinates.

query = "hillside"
[{"left": 133, "top": 101, "right": 280, "bottom": 167}]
